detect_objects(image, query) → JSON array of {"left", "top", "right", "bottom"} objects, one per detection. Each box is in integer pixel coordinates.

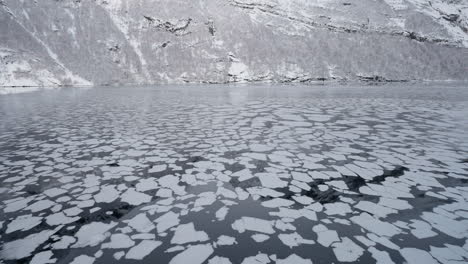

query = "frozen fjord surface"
[{"left": 0, "top": 83, "right": 468, "bottom": 263}]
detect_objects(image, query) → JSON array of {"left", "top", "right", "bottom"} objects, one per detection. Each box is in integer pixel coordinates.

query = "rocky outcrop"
[{"left": 0, "top": 0, "right": 467, "bottom": 87}]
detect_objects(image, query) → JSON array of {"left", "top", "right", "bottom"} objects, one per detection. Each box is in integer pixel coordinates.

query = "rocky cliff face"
[{"left": 1, "top": 0, "right": 467, "bottom": 87}]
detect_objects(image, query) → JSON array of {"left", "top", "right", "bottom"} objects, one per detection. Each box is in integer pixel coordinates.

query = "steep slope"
[{"left": 0, "top": 0, "right": 467, "bottom": 87}]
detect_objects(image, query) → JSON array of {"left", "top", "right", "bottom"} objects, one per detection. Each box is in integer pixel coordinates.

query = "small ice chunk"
[
  {"left": 369, "top": 247, "right": 395, "bottom": 264},
  {"left": 64, "top": 207, "right": 83, "bottom": 217},
  {"left": 216, "top": 235, "right": 237, "bottom": 246},
  {"left": 278, "top": 232, "right": 315, "bottom": 248},
  {"left": 121, "top": 188, "right": 152, "bottom": 206},
  {"left": 251, "top": 234, "right": 270, "bottom": 242},
  {"left": 72, "top": 222, "right": 117, "bottom": 248},
  {"left": 125, "top": 213, "right": 155, "bottom": 233},
  {"left": 52, "top": 236, "right": 76, "bottom": 249},
  {"left": 261, "top": 198, "right": 294, "bottom": 208},
  {"left": 232, "top": 217, "right": 275, "bottom": 234},
  {"left": 131, "top": 233, "right": 156, "bottom": 240},
  {"left": 350, "top": 213, "right": 401, "bottom": 237},
  {"left": 126, "top": 240, "right": 162, "bottom": 260},
  {"left": 241, "top": 253, "right": 270, "bottom": 264},
  {"left": 171, "top": 223, "right": 209, "bottom": 244},
  {"left": 136, "top": 178, "right": 159, "bottom": 192},
  {"left": 169, "top": 244, "right": 214, "bottom": 264},
  {"left": 30, "top": 250, "right": 56, "bottom": 264},
  {"left": 113, "top": 251, "right": 125, "bottom": 260},
  {"left": 70, "top": 255, "right": 95, "bottom": 264},
  {"left": 355, "top": 201, "right": 397, "bottom": 218},
  {"left": 208, "top": 256, "right": 232, "bottom": 264},
  {"left": 400, "top": 248, "right": 438, "bottom": 264},
  {"left": 332, "top": 237, "right": 364, "bottom": 262},
  {"left": 155, "top": 211, "right": 179, "bottom": 233},
  {"left": 94, "top": 186, "right": 119, "bottom": 203},
  {"left": 324, "top": 202, "right": 352, "bottom": 216},
  {"left": 46, "top": 212, "right": 79, "bottom": 226},
  {"left": 102, "top": 234, "right": 135, "bottom": 249},
  {"left": 44, "top": 188, "right": 67, "bottom": 198},
  {"left": 276, "top": 254, "right": 312, "bottom": 264},
  {"left": 194, "top": 192, "right": 217, "bottom": 207},
  {"left": 313, "top": 225, "right": 340, "bottom": 247},
  {"left": 257, "top": 173, "right": 288, "bottom": 188},
  {"left": 216, "top": 206, "right": 229, "bottom": 221},
  {"left": 1, "top": 229, "right": 58, "bottom": 260},
  {"left": 26, "top": 200, "right": 55, "bottom": 213},
  {"left": 149, "top": 164, "right": 167, "bottom": 173},
  {"left": 293, "top": 196, "right": 314, "bottom": 205},
  {"left": 6, "top": 214, "right": 42, "bottom": 233}
]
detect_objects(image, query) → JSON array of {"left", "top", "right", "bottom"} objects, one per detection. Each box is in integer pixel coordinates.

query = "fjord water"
[{"left": 0, "top": 83, "right": 467, "bottom": 264}]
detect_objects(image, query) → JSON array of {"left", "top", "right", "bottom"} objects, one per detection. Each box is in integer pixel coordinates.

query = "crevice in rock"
[{"left": 143, "top": 15, "right": 192, "bottom": 36}]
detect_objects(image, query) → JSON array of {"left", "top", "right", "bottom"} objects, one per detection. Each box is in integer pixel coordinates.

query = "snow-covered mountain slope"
[{"left": 0, "top": 0, "right": 467, "bottom": 87}]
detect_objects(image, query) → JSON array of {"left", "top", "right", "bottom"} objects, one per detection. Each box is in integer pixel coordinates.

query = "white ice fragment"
[
  {"left": 44, "top": 188, "right": 67, "bottom": 198},
  {"left": 64, "top": 207, "right": 83, "bottom": 217},
  {"left": 72, "top": 222, "right": 117, "bottom": 248},
  {"left": 1, "top": 229, "right": 58, "bottom": 260},
  {"left": 216, "top": 235, "right": 237, "bottom": 246},
  {"left": 171, "top": 223, "right": 209, "bottom": 244},
  {"left": 261, "top": 198, "right": 294, "bottom": 208},
  {"left": 278, "top": 232, "right": 314, "bottom": 248},
  {"left": 350, "top": 213, "right": 401, "bottom": 237},
  {"left": 241, "top": 253, "right": 270, "bottom": 264},
  {"left": 113, "top": 251, "right": 125, "bottom": 260},
  {"left": 155, "top": 211, "right": 180, "bottom": 233},
  {"left": 125, "top": 213, "right": 155, "bottom": 233},
  {"left": 400, "top": 248, "right": 438, "bottom": 264},
  {"left": 369, "top": 247, "right": 395, "bottom": 264},
  {"left": 46, "top": 212, "right": 79, "bottom": 226},
  {"left": 136, "top": 178, "right": 159, "bottom": 192},
  {"left": 102, "top": 234, "right": 135, "bottom": 249},
  {"left": 169, "top": 244, "right": 214, "bottom": 264},
  {"left": 149, "top": 164, "right": 167, "bottom": 173},
  {"left": 251, "top": 234, "right": 270, "bottom": 242},
  {"left": 276, "top": 254, "right": 312, "bottom": 264},
  {"left": 6, "top": 214, "right": 42, "bottom": 233},
  {"left": 208, "top": 256, "right": 232, "bottom": 264},
  {"left": 215, "top": 206, "right": 229, "bottom": 221},
  {"left": 332, "top": 237, "right": 364, "bottom": 262},
  {"left": 126, "top": 240, "right": 162, "bottom": 260},
  {"left": 194, "top": 192, "right": 217, "bottom": 207},
  {"left": 70, "top": 255, "right": 95, "bottom": 264},
  {"left": 121, "top": 188, "right": 151, "bottom": 206},
  {"left": 257, "top": 173, "right": 288, "bottom": 188},
  {"left": 313, "top": 225, "right": 340, "bottom": 247},
  {"left": 26, "top": 200, "right": 55, "bottom": 213},
  {"left": 232, "top": 217, "right": 275, "bottom": 234},
  {"left": 51, "top": 236, "right": 76, "bottom": 249},
  {"left": 292, "top": 196, "right": 314, "bottom": 205},
  {"left": 324, "top": 202, "right": 352, "bottom": 216},
  {"left": 93, "top": 185, "right": 119, "bottom": 203},
  {"left": 30, "top": 250, "right": 56, "bottom": 264},
  {"left": 355, "top": 201, "right": 397, "bottom": 218},
  {"left": 250, "top": 144, "right": 273, "bottom": 152}
]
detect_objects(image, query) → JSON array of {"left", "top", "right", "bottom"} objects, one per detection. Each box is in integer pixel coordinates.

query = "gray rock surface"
[{"left": 1, "top": 0, "right": 467, "bottom": 87}]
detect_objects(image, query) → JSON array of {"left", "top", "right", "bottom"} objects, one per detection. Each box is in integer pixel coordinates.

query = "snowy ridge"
[{"left": 0, "top": 0, "right": 467, "bottom": 88}]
